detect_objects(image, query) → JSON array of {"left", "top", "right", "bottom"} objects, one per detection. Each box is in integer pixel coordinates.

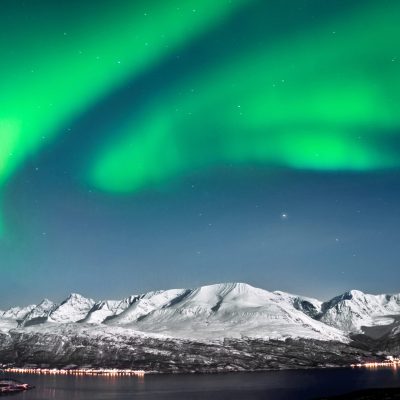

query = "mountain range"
[{"left": 1, "top": 283, "right": 399, "bottom": 372}]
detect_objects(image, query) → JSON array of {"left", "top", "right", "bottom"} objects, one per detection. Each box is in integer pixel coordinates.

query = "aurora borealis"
[
  {"left": 0, "top": 0, "right": 249, "bottom": 225},
  {"left": 90, "top": 1, "right": 400, "bottom": 192},
  {"left": 1, "top": 0, "right": 400, "bottom": 306}
]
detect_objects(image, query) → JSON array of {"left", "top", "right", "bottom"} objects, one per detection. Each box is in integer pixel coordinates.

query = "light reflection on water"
[{"left": 7, "top": 367, "right": 400, "bottom": 400}]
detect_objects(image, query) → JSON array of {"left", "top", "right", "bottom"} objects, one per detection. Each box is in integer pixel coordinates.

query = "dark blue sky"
[{"left": 3, "top": 164, "right": 400, "bottom": 307}]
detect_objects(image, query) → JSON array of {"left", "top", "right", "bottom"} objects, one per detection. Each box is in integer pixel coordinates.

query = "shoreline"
[
  {"left": 0, "top": 365, "right": 365, "bottom": 377},
  {"left": 3, "top": 358, "right": 398, "bottom": 376},
  {"left": 1, "top": 367, "right": 146, "bottom": 377}
]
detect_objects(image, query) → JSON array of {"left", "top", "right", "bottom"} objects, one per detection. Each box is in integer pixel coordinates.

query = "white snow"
[
  {"left": 274, "top": 291, "right": 322, "bottom": 316},
  {"left": 1, "top": 304, "right": 36, "bottom": 320},
  {"left": 0, "top": 304, "right": 36, "bottom": 333},
  {"left": 0, "top": 318, "right": 18, "bottom": 333},
  {"left": 2, "top": 284, "right": 400, "bottom": 342},
  {"left": 20, "top": 299, "right": 57, "bottom": 326},
  {"left": 83, "top": 300, "right": 125, "bottom": 324},
  {"left": 320, "top": 290, "right": 400, "bottom": 332},
  {"left": 47, "top": 293, "right": 95, "bottom": 323},
  {"left": 107, "top": 289, "right": 188, "bottom": 326},
  {"left": 106, "top": 283, "right": 347, "bottom": 341}
]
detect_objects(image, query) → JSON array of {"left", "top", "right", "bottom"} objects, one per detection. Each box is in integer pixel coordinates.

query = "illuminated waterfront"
[
  {"left": 1, "top": 368, "right": 399, "bottom": 399},
  {"left": 351, "top": 357, "right": 400, "bottom": 369},
  {"left": 2, "top": 367, "right": 146, "bottom": 377}
]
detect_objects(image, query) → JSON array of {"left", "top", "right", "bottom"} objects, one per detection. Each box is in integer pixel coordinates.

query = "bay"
[{"left": 5, "top": 367, "right": 400, "bottom": 399}]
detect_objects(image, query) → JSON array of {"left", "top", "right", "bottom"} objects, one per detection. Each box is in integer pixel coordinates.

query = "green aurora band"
[
  {"left": 0, "top": 0, "right": 249, "bottom": 234},
  {"left": 0, "top": 0, "right": 399, "bottom": 233},
  {"left": 90, "top": 1, "right": 400, "bottom": 192}
]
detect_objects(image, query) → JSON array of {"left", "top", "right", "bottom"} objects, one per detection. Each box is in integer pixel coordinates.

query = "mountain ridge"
[
  {"left": 1, "top": 282, "right": 399, "bottom": 372},
  {"left": 1, "top": 282, "right": 399, "bottom": 340}
]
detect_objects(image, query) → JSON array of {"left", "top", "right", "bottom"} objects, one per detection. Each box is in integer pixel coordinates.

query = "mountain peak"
[
  {"left": 65, "top": 293, "right": 89, "bottom": 301},
  {"left": 48, "top": 293, "right": 95, "bottom": 323},
  {"left": 1, "top": 305, "right": 36, "bottom": 320},
  {"left": 200, "top": 282, "right": 256, "bottom": 294},
  {"left": 345, "top": 289, "right": 365, "bottom": 299},
  {"left": 38, "top": 298, "right": 54, "bottom": 306}
]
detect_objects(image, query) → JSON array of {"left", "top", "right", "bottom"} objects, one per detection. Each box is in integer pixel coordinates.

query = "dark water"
[{"left": 5, "top": 368, "right": 400, "bottom": 400}]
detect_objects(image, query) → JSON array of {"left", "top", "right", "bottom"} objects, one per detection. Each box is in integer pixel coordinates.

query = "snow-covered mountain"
[
  {"left": 82, "top": 299, "right": 127, "bottom": 324},
  {"left": 0, "top": 294, "right": 96, "bottom": 329},
  {"left": 319, "top": 290, "right": 400, "bottom": 333},
  {"left": 1, "top": 304, "right": 35, "bottom": 321},
  {"left": 274, "top": 291, "right": 322, "bottom": 318},
  {"left": 0, "top": 304, "right": 36, "bottom": 332},
  {"left": 1, "top": 284, "right": 400, "bottom": 342},
  {"left": 103, "top": 283, "right": 345, "bottom": 341},
  {"left": 47, "top": 293, "right": 95, "bottom": 323},
  {"left": 2, "top": 283, "right": 400, "bottom": 371},
  {"left": 80, "top": 293, "right": 155, "bottom": 325},
  {"left": 19, "top": 299, "right": 56, "bottom": 327}
]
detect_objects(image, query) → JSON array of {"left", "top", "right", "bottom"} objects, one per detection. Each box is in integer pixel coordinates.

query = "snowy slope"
[
  {"left": 320, "top": 290, "right": 400, "bottom": 332},
  {"left": 274, "top": 291, "right": 322, "bottom": 318},
  {"left": 20, "top": 299, "right": 57, "bottom": 327},
  {"left": 0, "top": 318, "right": 19, "bottom": 333},
  {"left": 106, "top": 289, "right": 190, "bottom": 325},
  {"left": 2, "top": 284, "right": 400, "bottom": 343},
  {"left": 47, "top": 293, "right": 95, "bottom": 323},
  {"left": 1, "top": 304, "right": 36, "bottom": 320},
  {"left": 105, "top": 283, "right": 346, "bottom": 341},
  {"left": 83, "top": 299, "right": 131, "bottom": 324},
  {"left": 0, "top": 304, "right": 36, "bottom": 333}
]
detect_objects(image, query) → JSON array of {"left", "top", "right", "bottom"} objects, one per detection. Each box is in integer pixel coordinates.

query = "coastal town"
[
  {"left": 1, "top": 366, "right": 146, "bottom": 377},
  {"left": 351, "top": 356, "right": 400, "bottom": 369},
  {"left": 0, "top": 365, "right": 145, "bottom": 394}
]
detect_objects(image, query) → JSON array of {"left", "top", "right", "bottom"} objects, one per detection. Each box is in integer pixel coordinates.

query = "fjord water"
[{"left": 9, "top": 368, "right": 400, "bottom": 399}]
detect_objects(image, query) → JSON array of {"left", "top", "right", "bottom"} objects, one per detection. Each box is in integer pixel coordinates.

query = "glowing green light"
[
  {"left": 0, "top": 0, "right": 250, "bottom": 233},
  {"left": 90, "top": 2, "right": 400, "bottom": 193}
]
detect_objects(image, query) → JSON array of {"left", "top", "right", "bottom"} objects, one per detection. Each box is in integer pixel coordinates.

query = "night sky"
[{"left": 1, "top": 0, "right": 400, "bottom": 308}]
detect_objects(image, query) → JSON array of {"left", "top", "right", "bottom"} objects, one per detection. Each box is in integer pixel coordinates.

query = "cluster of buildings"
[
  {"left": 351, "top": 356, "right": 400, "bottom": 368},
  {"left": 1, "top": 366, "right": 146, "bottom": 377}
]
